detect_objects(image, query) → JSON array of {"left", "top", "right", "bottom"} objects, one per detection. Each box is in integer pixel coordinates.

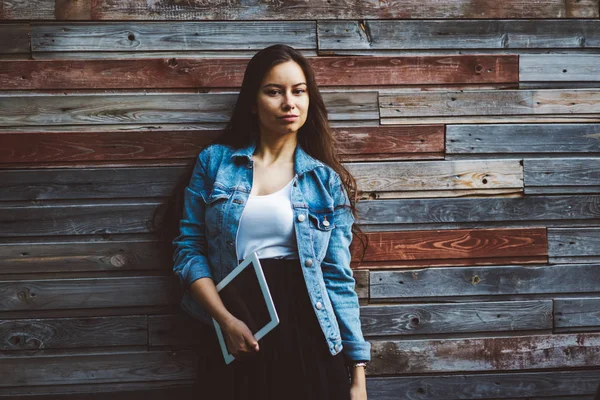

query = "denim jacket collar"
[{"left": 230, "top": 138, "right": 325, "bottom": 177}]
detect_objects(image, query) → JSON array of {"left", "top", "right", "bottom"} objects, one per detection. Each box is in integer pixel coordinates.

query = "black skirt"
[{"left": 194, "top": 258, "right": 351, "bottom": 400}]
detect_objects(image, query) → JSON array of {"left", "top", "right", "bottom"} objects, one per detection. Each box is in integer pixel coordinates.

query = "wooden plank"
[
  {"left": 0, "top": 276, "right": 179, "bottom": 311},
  {"left": 0, "top": 0, "right": 54, "bottom": 19},
  {"left": 555, "top": 298, "right": 600, "bottom": 330},
  {"left": 0, "top": 350, "right": 195, "bottom": 386},
  {"left": 0, "top": 235, "right": 164, "bottom": 274},
  {"left": 5, "top": 384, "right": 197, "bottom": 399},
  {"left": 521, "top": 55, "right": 600, "bottom": 82},
  {"left": 0, "top": 165, "right": 189, "bottom": 200},
  {"left": 383, "top": 115, "right": 600, "bottom": 125},
  {"left": 55, "top": 0, "right": 91, "bottom": 20},
  {"left": 318, "top": 20, "right": 600, "bottom": 52},
  {"left": 548, "top": 227, "right": 600, "bottom": 264},
  {"left": 366, "top": 369, "right": 600, "bottom": 399},
  {"left": 31, "top": 21, "right": 316, "bottom": 52},
  {"left": 0, "top": 129, "right": 220, "bottom": 165},
  {"left": 333, "top": 125, "right": 444, "bottom": 161},
  {"left": 370, "top": 263, "right": 600, "bottom": 300},
  {"left": 88, "top": 0, "right": 599, "bottom": 20},
  {"left": 0, "top": 91, "right": 378, "bottom": 126},
  {"left": 360, "top": 300, "right": 552, "bottom": 336},
  {"left": 380, "top": 89, "right": 600, "bottom": 119},
  {"left": 0, "top": 55, "right": 518, "bottom": 90},
  {"left": 354, "top": 270, "right": 369, "bottom": 300},
  {"left": 0, "top": 199, "right": 166, "bottom": 237},
  {"left": 0, "top": 316, "right": 146, "bottom": 350},
  {"left": 0, "top": 24, "right": 29, "bottom": 54},
  {"left": 355, "top": 195, "right": 600, "bottom": 228},
  {"left": 524, "top": 158, "right": 600, "bottom": 194},
  {"left": 0, "top": 125, "right": 442, "bottom": 165},
  {"left": 368, "top": 333, "right": 600, "bottom": 375},
  {"left": 350, "top": 228, "right": 548, "bottom": 269},
  {"left": 347, "top": 159, "right": 523, "bottom": 199},
  {"left": 447, "top": 124, "right": 600, "bottom": 155}
]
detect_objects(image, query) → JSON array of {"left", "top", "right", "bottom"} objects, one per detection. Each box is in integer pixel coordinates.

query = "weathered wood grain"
[
  {"left": 354, "top": 269, "right": 369, "bottom": 299},
  {"left": 370, "top": 263, "right": 600, "bottom": 300},
  {"left": 521, "top": 55, "right": 600, "bottom": 82},
  {"left": 31, "top": 21, "right": 316, "bottom": 51},
  {"left": 446, "top": 124, "right": 600, "bottom": 155},
  {"left": 0, "top": 125, "right": 443, "bottom": 165},
  {"left": 0, "top": 315, "right": 146, "bottom": 350},
  {"left": 88, "top": 0, "right": 600, "bottom": 20},
  {"left": 0, "top": 350, "right": 195, "bottom": 386},
  {"left": 350, "top": 228, "right": 547, "bottom": 269},
  {"left": 524, "top": 158, "right": 600, "bottom": 194},
  {"left": 368, "top": 333, "right": 600, "bottom": 375},
  {"left": 383, "top": 115, "right": 600, "bottom": 125},
  {"left": 548, "top": 227, "right": 600, "bottom": 264},
  {"left": 347, "top": 159, "right": 523, "bottom": 199},
  {"left": 0, "top": 200, "right": 166, "bottom": 237},
  {"left": 555, "top": 298, "right": 600, "bottom": 330},
  {"left": 55, "top": 0, "right": 91, "bottom": 20},
  {"left": 0, "top": 128, "right": 220, "bottom": 165},
  {"left": 0, "top": 235, "right": 165, "bottom": 274},
  {"left": 0, "top": 276, "right": 179, "bottom": 311},
  {"left": 366, "top": 369, "right": 600, "bottom": 399},
  {"left": 380, "top": 89, "right": 600, "bottom": 118},
  {"left": 0, "top": 0, "right": 54, "bottom": 19},
  {"left": 0, "top": 91, "right": 379, "bottom": 126},
  {"left": 360, "top": 300, "right": 552, "bottom": 336},
  {"left": 318, "top": 20, "right": 600, "bottom": 52},
  {"left": 0, "top": 55, "right": 518, "bottom": 90},
  {"left": 5, "top": 383, "right": 197, "bottom": 399},
  {"left": 0, "top": 165, "right": 188, "bottom": 200},
  {"left": 0, "top": 24, "right": 29, "bottom": 53},
  {"left": 355, "top": 195, "right": 600, "bottom": 228}
]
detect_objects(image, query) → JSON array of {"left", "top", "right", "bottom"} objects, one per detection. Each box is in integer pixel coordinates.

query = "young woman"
[{"left": 172, "top": 44, "right": 370, "bottom": 400}]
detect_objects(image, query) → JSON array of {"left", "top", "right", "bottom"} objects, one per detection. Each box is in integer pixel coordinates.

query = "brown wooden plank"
[
  {"left": 31, "top": 21, "right": 316, "bottom": 52},
  {"left": 0, "top": 315, "right": 146, "bottom": 350},
  {"left": 366, "top": 369, "right": 600, "bottom": 399},
  {"left": 368, "top": 333, "right": 600, "bottom": 375},
  {"left": 0, "top": 55, "right": 518, "bottom": 90},
  {"left": 360, "top": 300, "right": 552, "bottom": 336},
  {"left": 318, "top": 20, "right": 600, "bottom": 52},
  {"left": 370, "top": 263, "right": 600, "bottom": 300},
  {"left": 0, "top": 199, "right": 165, "bottom": 237},
  {"left": 0, "top": 24, "right": 29, "bottom": 53},
  {"left": 88, "top": 0, "right": 599, "bottom": 20},
  {"left": 0, "top": 235, "right": 165, "bottom": 274},
  {"left": 446, "top": 124, "right": 600, "bottom": 156},
  {"left": 55, "top": 0, "right": 91, "bottom": 20},
  {"left": 0, "top": 91, "right": 379, "bottom": 126},
  {"left": 0, "top": 350, "right": 195, "bottom": 386},
  {"left": 350, "top": 228, "right": 547, "bottom": 269},
  {"left": 0, "top": 276, "right": 179, "bottom": 311},
  {"left": 0, "top": 125, "right": 442, "bottom": 165}
]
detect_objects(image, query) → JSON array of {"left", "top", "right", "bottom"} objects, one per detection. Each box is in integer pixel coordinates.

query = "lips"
[{"left": 279, "top": 115, "right": 299, "bottom": 119}]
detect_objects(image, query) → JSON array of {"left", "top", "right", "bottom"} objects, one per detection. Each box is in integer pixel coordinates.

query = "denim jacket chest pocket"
[
  {"left": 307, "top": 208, "right": 335, "bottom": 261},
  {"left": 200, "top": 182, "right": 233, "bottom": 236}
]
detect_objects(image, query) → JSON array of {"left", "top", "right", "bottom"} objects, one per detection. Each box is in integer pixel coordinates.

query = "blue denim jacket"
[{"left": 172, "top": 138, "right": 371, "bottom": 362}]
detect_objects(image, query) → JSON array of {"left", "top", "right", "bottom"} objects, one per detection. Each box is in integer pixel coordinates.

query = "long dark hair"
[{"left": 160, "top": 44, "right": 368, "bottom": 266}]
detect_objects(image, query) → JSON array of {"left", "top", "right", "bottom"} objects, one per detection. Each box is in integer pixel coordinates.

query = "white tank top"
[{"left": 235, "top": 178, "right": 300, "bottom": 261}]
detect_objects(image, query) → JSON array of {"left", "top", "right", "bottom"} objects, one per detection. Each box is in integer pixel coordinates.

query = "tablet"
[{"left": 212, "top": 251, "right": 279, "bottom": 364}]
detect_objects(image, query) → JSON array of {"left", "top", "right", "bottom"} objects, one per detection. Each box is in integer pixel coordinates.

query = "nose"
[{"left": 281, "top": 91, "right": 295, "bottom": 110}]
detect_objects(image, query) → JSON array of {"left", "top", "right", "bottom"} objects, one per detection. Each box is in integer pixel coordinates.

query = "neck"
[{"left": 254, "top": 132, "right": 297, "bottom": 166}]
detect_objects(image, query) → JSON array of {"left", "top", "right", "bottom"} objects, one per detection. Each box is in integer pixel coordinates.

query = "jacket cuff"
[
  {"left": 342, "top": 339, "right": 371, "bottom": 363},
  {"left": 178, "top": 258, "right": 213, "bottom": 290}
]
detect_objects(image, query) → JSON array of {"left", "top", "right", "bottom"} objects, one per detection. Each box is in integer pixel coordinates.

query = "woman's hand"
[{"left": 221, "top": 316, "right": 260, "bottom": 357}]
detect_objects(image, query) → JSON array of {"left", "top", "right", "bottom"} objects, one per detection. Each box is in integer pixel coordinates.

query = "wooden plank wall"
[{"left": 1, "top": 1, "right": 600, "bottom": 398}]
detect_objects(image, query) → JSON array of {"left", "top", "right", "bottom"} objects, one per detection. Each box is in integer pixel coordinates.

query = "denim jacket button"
[
  {"left": 315, "top": 301, "right": 323, "bottom": 310},
  {"left": 297, "top": 214, "right": 306, "bottom": 222},
  {"left": 304, "top": 258, "right": 313, "bottom": 267},
  {"left": 334, "top": 344, "right": 341, "bottom": 352}
]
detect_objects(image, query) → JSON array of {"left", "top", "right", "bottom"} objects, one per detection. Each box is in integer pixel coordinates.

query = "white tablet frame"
[{"left": 212, "top": 251, "right": 279, "bottom": 365}]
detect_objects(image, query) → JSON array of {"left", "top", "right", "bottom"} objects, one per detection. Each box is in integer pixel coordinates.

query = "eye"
[
  {"left": 267, "top": 90, "right": 281, "bottom": 96},
  {"left": 295, "top": 89, "right": 306, "bottom": 94}
]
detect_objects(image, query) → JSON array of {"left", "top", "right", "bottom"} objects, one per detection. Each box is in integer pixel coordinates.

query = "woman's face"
[{"left": 253, "top": 60, "right": 309, "bottom": 139}]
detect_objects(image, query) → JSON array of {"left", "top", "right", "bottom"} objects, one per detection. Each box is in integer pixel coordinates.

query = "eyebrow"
[{"left": 262, "top": 82, "right": 307, "bottom": 89}]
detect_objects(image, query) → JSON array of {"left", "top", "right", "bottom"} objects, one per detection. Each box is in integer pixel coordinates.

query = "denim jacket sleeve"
[
  {"left": 321, "top": 173, "right": 371, "bottom": 363},
  {"left": 172, "top": 149, "right": 214, "bottom": 289}
]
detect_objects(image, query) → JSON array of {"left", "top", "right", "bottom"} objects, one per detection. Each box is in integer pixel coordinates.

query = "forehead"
[{"left": 261, "top": 61, "right": 306, "bottom": 85}]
